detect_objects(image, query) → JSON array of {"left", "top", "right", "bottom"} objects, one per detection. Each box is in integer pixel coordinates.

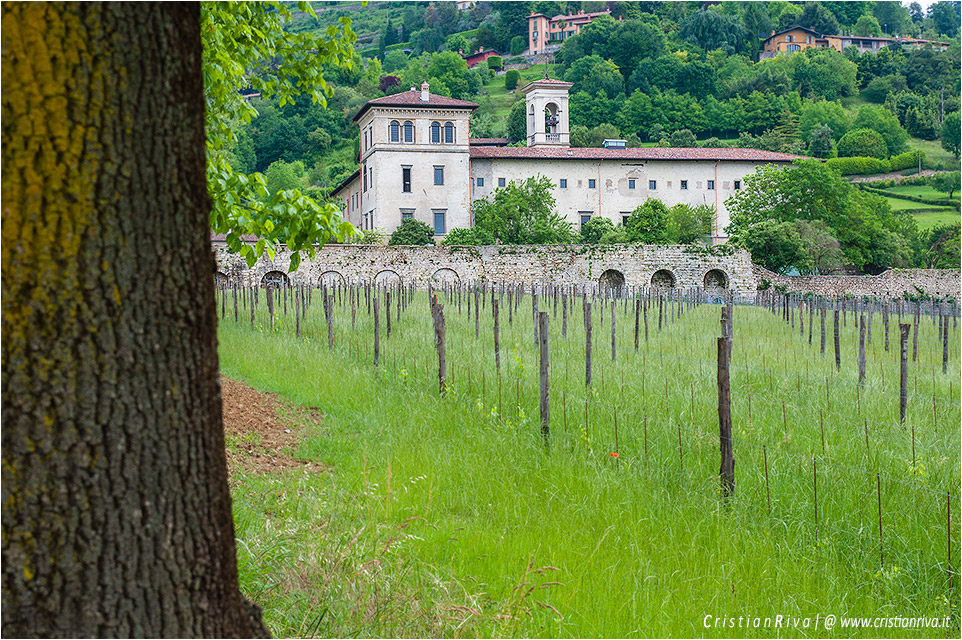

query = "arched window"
[
  {"left": 389, "top": 120, "right": 400, "bottom": 142},
  {"left": 430, "top": 121, "right": 441, "bottom": 144},
  {"left": 444, "top": 121, "right": 455, "bottom": 143},
  {"left": 403, "top": 121, "right": 414, "bottom": 143}
]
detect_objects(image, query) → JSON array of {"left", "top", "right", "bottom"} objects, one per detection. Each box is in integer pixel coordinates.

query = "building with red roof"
[{"left": 332, "top": 80, "right": 802, "bottom": 244}]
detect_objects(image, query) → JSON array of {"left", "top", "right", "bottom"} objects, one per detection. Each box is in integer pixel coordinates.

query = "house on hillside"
[
  {"left": 761, "top": 25, "right": 950, "bottom": 59},
  {"left": 527, "top": 8, "right": 613, "bottom": 55},
  {"left": 331, "top": 80, "right": 804, "bottom": 245},
  {"left": 461, "top": 47, "right": 500, "bottom": 69}
]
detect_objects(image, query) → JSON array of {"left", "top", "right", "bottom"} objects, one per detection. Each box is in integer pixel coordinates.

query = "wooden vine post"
[
  {"left": 538, "top": 311, "right": 550, "bottom": 446},
  {"left": 431, "top": 294, "right": 447, "bottom": 395},
  {"left": 718, "top": 306, "right": 734, "bottom": 498}
]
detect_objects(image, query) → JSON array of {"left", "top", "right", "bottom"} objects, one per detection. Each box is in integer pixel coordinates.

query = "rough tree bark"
[{"left": 2, "top": 3, "right": 268, "bottom": 636}]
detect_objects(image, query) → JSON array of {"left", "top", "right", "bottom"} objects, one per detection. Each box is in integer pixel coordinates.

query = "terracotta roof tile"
[
  {"left": 468, "top": 146, "right": 807, "bottom": 162},
  {"left": 469, "top": 137, "right": 511, "bottom": 146},
  {"left": 353, "top": 91, "right": 478, "bottom": 121}
]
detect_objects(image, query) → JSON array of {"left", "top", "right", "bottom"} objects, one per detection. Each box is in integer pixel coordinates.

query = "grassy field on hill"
[{"left": 219, "top": 287, "right": 960, "bottom": 638}]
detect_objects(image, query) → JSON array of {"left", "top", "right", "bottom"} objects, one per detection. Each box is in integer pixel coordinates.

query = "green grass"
[
  {"left": 914, "top": 138, "right": 961, "bottom": 172},
  {"left": 219, "top": 288, "right": 960, "bottom": 637},
  {"left": 884, "top": 184, "right": 960, "bottom": 202},
  {"left": 910, "top": 209, "right": 962, "bottom": 230},
  {"left": 477, "top": 64, "right": 563, "bottom": 119}
]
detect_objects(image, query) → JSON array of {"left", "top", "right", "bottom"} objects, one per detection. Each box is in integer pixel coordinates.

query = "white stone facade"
[
  {"left": 470, "top": 157, "right": 764, "bottom": 239},
  {"left": 333, "top": 82, "right": 803, "bottom": 243}
]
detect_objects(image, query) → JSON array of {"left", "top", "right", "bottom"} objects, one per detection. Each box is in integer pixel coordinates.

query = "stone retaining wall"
[
  {"left": 753, "top": 265, "right": 960, "bottom": 299},
  {"left": 214, "top": 243, "right": 756, "bottom": 294},
  {"left": 212, "top": 243, "right": 959, "bottom": 300}
]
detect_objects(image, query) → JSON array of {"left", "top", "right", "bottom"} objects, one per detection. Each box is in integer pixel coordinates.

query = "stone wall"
[
  {"left": 213, "top": 243, "right": 960, "bottom": 300},
  {"left": 753, "top": 265, "right": 960, "bottom": 300},
  {"left": 214, "top": 243, "right": 756, "bottom": 294}
]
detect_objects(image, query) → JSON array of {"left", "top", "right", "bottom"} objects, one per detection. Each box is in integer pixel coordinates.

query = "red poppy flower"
[{"left": 610, "top": 452, "right": 619, "bottom": 458}]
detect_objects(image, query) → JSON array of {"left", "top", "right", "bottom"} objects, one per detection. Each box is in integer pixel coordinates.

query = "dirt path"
[
  {"left": 221, "top": 375, "right": 326, "bottom": 475},
  {"left": 849, "top": 169, "right": 937, "bottom": 183}
]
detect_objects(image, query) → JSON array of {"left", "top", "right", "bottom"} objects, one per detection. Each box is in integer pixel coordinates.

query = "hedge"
[
  {"left": 889, "top": 150, "right": 926, "bottom": 172},
  {"left": 859, "top": 185, "right": 961, "bottom": 208},
  {"left": 826, "top": 156, "right": 890, "bottom": 175}
]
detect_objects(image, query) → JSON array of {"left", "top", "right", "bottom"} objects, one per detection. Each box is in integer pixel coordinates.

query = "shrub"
[
  {"left": 487, "top": 55, "right": 502, "bottom": 71},
  {"left": 510, "top": 35, "right": 525, "bottom": 56},
  {"left": 668, "top": 129, "right": 697, "bottom": 148},
  {"left": 388, "top": 218, "right": 434, "bottom": 245},
  {"left": 825, "top": 156, "right": 890, "bottom": 175},
  {"left": 888, "top": 150, "right": 926, "bottom": 172},
  {"left": 579, "top": 216, "right": 616, "bottom": 244},
  {"left": 837, "top": 128, "right": 888, "bottom": 159},
  {"left": 441, "top": 227, "right": 493, "bottom": 246},
  {"left": 625, "top": 200, "right": 670, "bottom": 243},
  {"left": 504, "top": 69, "right": 520, "bottom": 91}
]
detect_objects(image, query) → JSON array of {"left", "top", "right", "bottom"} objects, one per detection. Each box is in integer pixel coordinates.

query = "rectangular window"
[
  {"left": 628, "top": 179, "right": 635, "bottom": 189},
  {"left": 707, "top": 180, "right": 715, "bottom": 190},
  {"left": 498, "top": 177, "right": 506, "bottom": 187},
  {"left": 649, "top": 180, "right": 657, "bottom": 190},
  {"left": 434, "top": 166, "right": 444, "bottom": 186},
  {"left": 734, "top": 180, "right": 741, "bottom": 190},
  {"left": 560, "top": 178, "right": 567, "bottom": 188},
  {"left": 362, "top": 165, "right": 367, "bottom": 191},
  {"left": 401, "top": 208, "right": 414, "bottom": 221},
  {"left": 476, "top": 177, "right": 484, "bottom": 187},
  {"left": 621, "top": 213, "right": 630, "bottom": 226},
  {"left": 402, "top": 166, "right": 412, "bottom": 193},
  {"left": 579, "top": 212, "right": 592, "bottom": 227},
  {"left": 588, "top": 179, "right": 596, "bottom": 189},
  {"left": 433, "top": 210, "right": 446, "bottom": 235},
  {"left": 680, "top": 180, "right": 688, "bottom": 190}
]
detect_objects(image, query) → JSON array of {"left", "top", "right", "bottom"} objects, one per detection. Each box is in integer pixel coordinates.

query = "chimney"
[
  {"left": 458, "top": 49, "right": 463, "bottom": 55},
  {"left": 410, "top": 85, "right": 417, "bottom": 92},
  {"left": 420, "top": 81, "right": 429, "bottom": 102}
]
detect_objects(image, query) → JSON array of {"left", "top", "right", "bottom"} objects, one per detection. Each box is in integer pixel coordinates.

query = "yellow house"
[{"left": 760, "top": 26, "right": 828, "bottom": 59}]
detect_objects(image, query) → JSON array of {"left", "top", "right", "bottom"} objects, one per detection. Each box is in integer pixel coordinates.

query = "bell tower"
[{"left": 522, "top": 78, "right": 573, "bottom": 147}]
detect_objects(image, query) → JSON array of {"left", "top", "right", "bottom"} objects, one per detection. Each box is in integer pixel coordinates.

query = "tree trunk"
[{"left": 2, "top": 4, "right": 268, "bottom": 636}]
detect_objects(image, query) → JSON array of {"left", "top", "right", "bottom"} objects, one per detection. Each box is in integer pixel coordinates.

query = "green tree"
[
  {"left": 919, "top": 224, "right": 961, "bottom": 268},
  {"left": 836, "top": 128, "right": 889, "bottom": 159},
  {"left": 739, "top": 220, "right": 810, "bottom": 274},
  {"left": 799, "top": 99, "right": 850, "bottom": 141},
  {"left": 851, "top": 105, "right": 909, "bottom": 156},
  {"left": 506, "top": 99, "right": 527, "bottom": 143},
  {"left": 928, "top": 1, "right": 961, "bottom": 37},
  {"left": 853, "top": 15, "right": 882, "bottom": 37},
  {"left": 679, "top": 10, "right": 749, "bottom": 55},
  {"left": 625, "top": 200, "right": 670, "bottom": 243},
  {"left": 504, "top": 69, "right": 521, "bottom": 90},
  {"left": 427, "top": 51, "right": 475, "bottom": 99},
  {"left": 873, "top": 0, "right": 910, "bottom": 35},
  {"left": 726, "top": 160, "right": 911, "bottom": 271},
  {"left": 806, "top": 124, "right": 836, "bottom": 158},
  {"left": 667, "top": 204, "right": 714, "bottom": 244},
  {"left": 446, "top": 32, "right": 469, "bottom": 54},
  {"left": 564, "top": 55, "right": 625, "bottom": 98},
  {"left": 579, "top": 216, "right": 617, "bottom": 244},
  {"left": 2, "top": 3, "right": 324, "bottom": 636},
  {"left": 795, "top": 219, "right": 845, "bottom": 274},
  {"left": 940, "top": 111, "right": 961, "bottom": 159},
  {"left": 389, "top": 217, "right": 435, "bottom": 245},
  {"left": 800, "top": 2, "right": 842, "bottom": 34},
  {"left": 668, "top": 128, "right": 698, "bottom": 148},
  {"left": 930, "top": 171, "right": 961, "bottom": 199},
  {"left": 204, "top": 2, "right": 357, "bottom": 270},
  {"left": 264, "top": 159, "right": 306, "bottom": 194},
  {"left": 473, "top": 176, "right": 573, "bottom": 244},
  {"left": 510, "top": 35, "right": 526, "bottom": 56},
  {"left": 861, "top": 76, "right": 894, "bottom": 103},
  {"left": 487, "top": 55, "right": 503, "bottom": 71}
]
